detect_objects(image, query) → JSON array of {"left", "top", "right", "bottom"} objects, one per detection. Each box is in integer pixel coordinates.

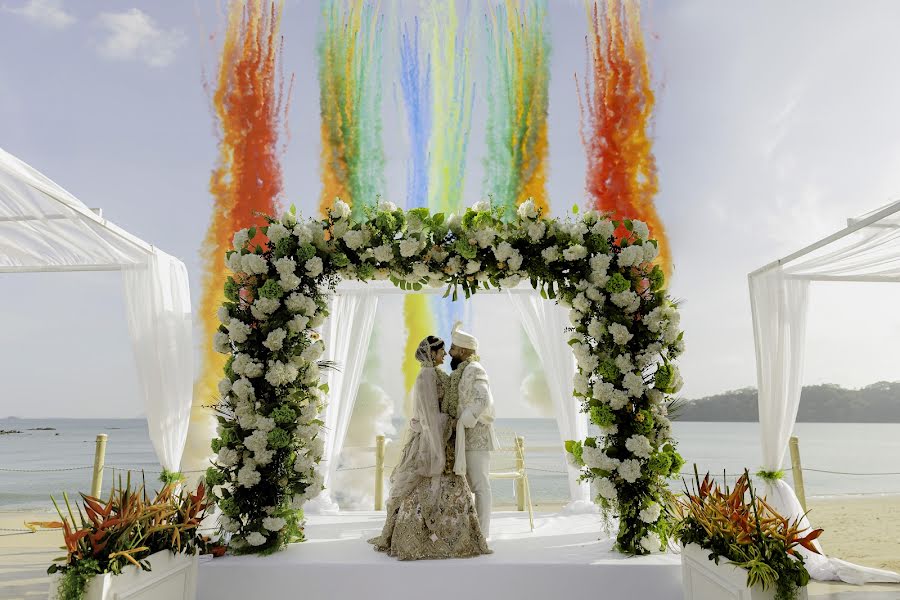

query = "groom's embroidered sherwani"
[{"left": 452, "top": 359, "right": 500, "bottom": 537}]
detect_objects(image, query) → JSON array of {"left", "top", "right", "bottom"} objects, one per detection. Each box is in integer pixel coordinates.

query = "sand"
[{"left": 1, "top": 497, "right": 898, "bottom": 599}]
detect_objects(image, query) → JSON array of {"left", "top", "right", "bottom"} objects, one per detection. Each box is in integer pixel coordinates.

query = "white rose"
[
  {"left": 643, "top": 242, "right": 659, "bottom": 263},
  {"left": 378, "top": 200, "right": 398, "bottom": 212},
  {"left": 267, "top": 223, "right": 289, "bottom": 246},
  {"left": 595, "top": 477, "right": 617, "bottom": 501},
  {"left": 517, "top": 199, "right": 538, "bottom": 220},
  {"left": 632, "top": 220, "right": 649, "bottom": 240},
  {"left": 399, "top": 238, "right": 422, "bottom": 258},
  {"left": 473, "top": 227, "right": 496, "bottom": 248},
  {"left": 342, "top": 229, "right": 365, "bottom": 250},
  {"left": 263, "top": 328, "right": 287, "bottom": 352},
  {"left": 237, "top": 462, "right": 262, "bottom": 488},
  {"left": 465, "top": 260, "right": 481, "bottom": 275},
  {"left": 617, "top": 245, "right": 644, "bottom": 268},
  {"left": 373, "top": 244, "right": 394, "bottom": 263},
  {"left": 472, "top": 200, "right": 490, "bottom": 212},
  {"left": 233, "top": 229, "right": 250, "bottom": 251},
  {"left": 293, "top": 223, "right": 313, "bottom": 245},
  {"left": 499, "top": 274, "right": 522, "bottom": 289},
  {"left": 638, "top": 502, "right": 662, "bottom": 524},
  {"left": 640, "top": 532, "right": 661, "bottom": 553},
  {"left": 507, "top": 250, "right": 523, "bottom": 271},
  {"left": 301, "top": 340, "right": 325, "bottom": 362},
  {"left": 288, "top": 314, "right": 310, "bottom": 334},
  {"left": 573, "top": 372, "right": 589, "bottom": 396},
  {"left": 329, "top": 199, "right": 351, "bottom": 220},
  {"left": 541, "top": 246, "right": 560, "bottom": 263},
  {"left": 527, "top": 221, "right": 546, "bottom": 241},
  {"left": 241, "top": 253, "right": 269, "bottom": 275},
  {"left": 493, "top": 241, "right": 514, "bottom": 262},
  {"left": 228, "top": 318, "right": 252, "bottom": 344},
  {"left": 592, "top": 219, "right": 615, "bottom": 238},
  {"left": 625, "top": 434, "right": 653, "bottom": 459},
  {"left": 618, "top": 459, "right": 642, "bottom": 483},
  {"left": 246, "top": 531, "right": 267, "bottom": 546},
  {"left": 563, "top": 244, "right": 588, "bottom": 261},
  {"left": 588, "top": 318, "right": 606, "bottom": 339},
  {"left": 262, "top": 516, "right": 287, "bottom": 532},
  {"left": 608, "top": 323, "right": 633, "bottom": 346},
  {"left": 250, "top": 297, "right": 280, "bottom": 321},
  {"left": 226, "top": 252, "right": 244, "bottom": 273},
  {"left": 232, "top": 377, "right": 254, "bottom": 401}
]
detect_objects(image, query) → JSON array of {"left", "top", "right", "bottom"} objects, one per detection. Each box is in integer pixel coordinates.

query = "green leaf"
[
  {"left": 319, "top": 383, "right": 329, "bottom": 393},
  {"left": 290, "top": 204, "right": 297, "bottom": 215},
  {"left": 624, "top": 219, "right": 633, "bottom": 231},
  {"left": 431, "top": 213, "right": 445, "bottom": 226},
  {"left": 571, "top": 203, "right": 580, "bottom": 214},
  {"left": 413, "top": 282, "right": 423, "bottom": 291},
  {"left": 248, "top": 226, "right": 257, "bottom": 240}
]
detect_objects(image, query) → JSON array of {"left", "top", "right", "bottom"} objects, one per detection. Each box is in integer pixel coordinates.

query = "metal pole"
[
  {"left": 789, "top": 436, "right": 807, "bottom": 512},
  {"left": 515, "top": 436, "right": 526, "bottom": 512},
  {"left": 374, "top": 435, "right": 385, "bottom": 510},
  {"left": 90, "top": 434, "right": 108, "bottom": 498}
]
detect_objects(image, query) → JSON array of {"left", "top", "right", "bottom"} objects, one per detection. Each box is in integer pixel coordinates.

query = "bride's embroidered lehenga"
[{"left": 368, "top": 339, "right": 490, "bottom": 560}]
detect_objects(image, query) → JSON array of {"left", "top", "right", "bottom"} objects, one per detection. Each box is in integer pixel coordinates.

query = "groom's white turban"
[{"left": 451, "top": 321, "right": 478, "bottom": 351}]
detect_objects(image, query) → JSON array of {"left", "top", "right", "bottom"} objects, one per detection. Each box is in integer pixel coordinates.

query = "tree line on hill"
[{"left": 679, "top": 381, "right": 900, "bottom": 422}]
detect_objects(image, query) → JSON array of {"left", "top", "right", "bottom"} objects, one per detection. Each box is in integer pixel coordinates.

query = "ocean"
[{"left": 2, "top": 418, "right": 899, "bottom": 511}]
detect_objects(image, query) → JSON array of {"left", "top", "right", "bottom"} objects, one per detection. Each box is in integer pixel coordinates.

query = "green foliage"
[
  {"left": 605, "top": 272, "right": 629, "bottom": 294},
  {"left": 259, "top": 279, "right": 284, "bottom": 299}
]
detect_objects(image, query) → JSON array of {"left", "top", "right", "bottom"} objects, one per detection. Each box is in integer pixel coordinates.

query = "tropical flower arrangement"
[
  {"left": 210, "top": 196, "right": 684, "bottom": 555},
  {"left": 670, "top": 468, "right": 824, "bottom": 600},
  {"left": 45, "top": 475, "right": 210, "bottom": 600}
]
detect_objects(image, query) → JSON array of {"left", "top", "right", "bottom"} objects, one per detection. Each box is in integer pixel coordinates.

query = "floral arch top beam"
[{"left": 207, "top": 197, "right": 685, "bottom": 556}]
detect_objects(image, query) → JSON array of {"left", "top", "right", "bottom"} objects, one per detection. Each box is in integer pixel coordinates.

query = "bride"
[{"left": 368, "top": 335, "right": 491, "bottom": 560}]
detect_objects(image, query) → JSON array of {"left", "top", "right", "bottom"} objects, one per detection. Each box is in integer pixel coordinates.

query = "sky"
[{"left": 2, "top": 0, "right": 900, "bottom": 419}]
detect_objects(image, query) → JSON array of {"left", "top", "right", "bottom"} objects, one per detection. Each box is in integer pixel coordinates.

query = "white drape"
[
  {"left": 750, "top": 218, "right": 900, "bottom": 582},
  {"left": 122, "top": 249, "right": 194, "bottom": 472},
  {"left": 306, "top": 291, "right": 378, "bottom": 513},
  {"left": 509, "top": 292, "right": 593, "bottom": 512}
]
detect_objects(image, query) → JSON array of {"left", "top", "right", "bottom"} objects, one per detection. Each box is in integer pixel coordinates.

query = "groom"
[{"left": 448, "top": 322, "right": 500, "bottom": 538}]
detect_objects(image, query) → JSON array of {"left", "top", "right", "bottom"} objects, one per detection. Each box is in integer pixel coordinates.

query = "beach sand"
[{"left": 1, "top": 497, "right": 898, "bottom": 599}]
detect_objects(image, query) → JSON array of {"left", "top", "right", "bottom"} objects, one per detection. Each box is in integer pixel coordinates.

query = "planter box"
[
  {"left": 50, "top": 551, "right": 198, "bottom": 600},
  {"left": 681, "top": 544, "right": 808, "bottom": 600}
]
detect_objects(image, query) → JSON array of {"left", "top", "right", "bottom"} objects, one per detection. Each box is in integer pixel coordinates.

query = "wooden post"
[
  {"left": 90, "top": 434, "right": 108, "bottom": 498},
  {"left": 515, "top": 436, "right": 526, "bottom": 512},
  {"left": 789, "top": 436, "right": 807, "bottom": 512},
  {"left": 374, "top": 435, "right": 385, "bottom": 510}
]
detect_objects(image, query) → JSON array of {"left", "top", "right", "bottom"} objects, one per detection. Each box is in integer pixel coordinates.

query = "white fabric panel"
[
  {"left": 307, "top": 291, "right": 378, "bottom": 512},
  {"left": 750, "top": 200, "right": 900, "bottom": 583},
  {"left": 508, "top": 292, "right": 593, "bottom": 512},
  {"left": 122, "top": 249, "right": 194, "bottom": 472}
]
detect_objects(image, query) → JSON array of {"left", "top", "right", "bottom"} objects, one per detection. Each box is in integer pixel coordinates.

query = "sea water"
[{"left": 2, "top": 418, "right": 899, "bottom": 511}]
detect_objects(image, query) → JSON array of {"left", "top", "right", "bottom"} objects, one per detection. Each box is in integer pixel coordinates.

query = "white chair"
[{"left": 490, "top": 430, "right": 534, "bottom": 531}]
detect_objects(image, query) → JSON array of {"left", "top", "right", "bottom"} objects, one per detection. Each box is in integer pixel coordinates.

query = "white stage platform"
[{"left": 198, "top": 511, "right": 683, "bottom": 600}]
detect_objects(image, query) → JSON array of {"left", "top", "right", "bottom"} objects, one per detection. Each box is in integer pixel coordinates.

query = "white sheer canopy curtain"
[
  {"left": 305, "top": 290, "right": 378, "bottom": 513},
  {"left": 750, "top": 200, "right": 900, "bottom": 583},
  {"left": 122, "top": 250, "right": 194, "bottom": 472},
  {"left": 508, "top": 292, "right": 593, "bottom": 512}
]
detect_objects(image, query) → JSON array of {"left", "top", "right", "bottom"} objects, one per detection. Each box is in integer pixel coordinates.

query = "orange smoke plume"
[{"left": 577, "top": 0, "right": 671, "bottom": 281}]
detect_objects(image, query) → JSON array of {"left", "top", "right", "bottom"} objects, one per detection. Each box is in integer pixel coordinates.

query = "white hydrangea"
[
  {"left": 309, "top": 436, "right": 326, "bottom": 459},
  {"left": 611, "top": 290, "right": 641, "bottom": 314},
  {"left": 279, "top": 273, "right": 301, "bottom": 291},
  {"left": 246, "top": 531, "right": 268, "bottom": 546},
  {"left": 265, "top": 360, "right": 299, "bottom": 387},
  {"left": 588, "top": 318, "right": 606, "bottom": 340},
  {"left": 219, "top": 515, "right": 240, "bottom": 533},
  {"left": 213, "top": 331, "right": 231, "bottom": 354},
  {"left": 582, "top": 446, "right": 621, "bottom": 472},
  {"left": 263, "top": 328, "right": 287, "bottom": 352},
  {"left": 255, "top": 416, "right": 276, "bottom": 433},
  {"left": 493, "top": 241, "right": 514, "bottom": 262},
  {"left": 472, "top": 200, "right": 490, "bottom": 212},
  {"left": 373, "top": 244, "right": 394, "bottom": 262},
  {"left": 541, "top": 246, "right": 560, "bottom": 263},
  {"left": 226, "top": 251, "right": 244, "bottom": 273},
  {"left": 244, "top": 429, "right": 269, "bottom": 454},
  {"left": 267, "top": 223, "right": 290, "bottom": 246},
  {"left": 614, "top": 353, "right": 633, "bottom": 374},
  {"left": 608, "top": 323, "right": 633, "bottom": 345},
  {"left": 447, "top": 213, "right": 462, "bottom": 231},
  {"left": 217, "top": 377, "right": 232, "bottom": 397},
  {"left": 569, "top": 222, "right": 589, "bottom": 242},
  {"left": 623, "top": 372, "right": 645, "bottom": 398},
  {"left": 573, "top": 293, "right": 591, "bottom": 313},
  {"left": 592, "top": 380, "right": 614, "bottom": 402},
  {"left": 527, "top": 221, "right": 546, "bottom": 241},
  {"left": 592, "top": 219, "right": 615, "bottom": 239},
  {"left": 274, "top": 257, "right": 296, "bottom": 278},
  {"left": 302, "top": 340, "right": 325, "bottom": 362},
  {"left": 393, "top": 238, "right": 416, "bottom": 258},
  {"left": 250, "top": 297, "right": 280, "bottom": 322},
  {"left": 647, "top": 388, "right": 665, "bottom": 405},
  {"left": 262, "top": 516, "right": 287, "bottom": 532},
  {"left": 217, "top": 306, "right": 231, "bottom": 324},
  {"left": 285, "top": 293, "right": 317, "bottom": 317},
  {"left": 329, "top": 199, "right": 351, "bottom": 220},
  {"left": 563, "top": 244, "right": 588, "bottom": 261},
  {"left": 216, "top": 447, "right": 239, "bottom": 468},
  {"left": 341, "top": 229, "right": 365, "bottom": 251},
  {"left": 241, "top": 253, "right": 269, "bottom": 275},
  {"left": 237, "top": 461, "right": 261, "bottom": 488},
  {"left": 232, "top": 377, "right": 254, "bottom": 401},
  {"left": 305, "top": 256, "right": 324, "bottom": 278},
  {"left": 573, "top": 372, "right": 589, "bottom": 396},
  {"left": 638, "top": 502, "right": 662, "bottom": 524},
  {"left": 232, "top": 354, "right": 263, "bottom": 378},
  {"left": 293, "top": 450, "right": 314, "bottom": 473},
  {"left": 640, "top": 532, "right": 661, "bottom": 553},
  {"left": 625, "top": 434, "right": 653, "bottom": 459},
  {"left": 643, "top": 242, "right": 659, "bottom": 263},
  {"left": 473, "top": 228, "right": 496, "bottom": 248},
  {"left": 631, "top": 220, "right": 650, "bottom": 240},
  {"left": 618, "top": 458, "right": 642, "bottom": 483},
  {"left": 228, "top": 318, "right": 252, "bottom": 344},
  {"left": 585, "top": 285, "right": 605, "bottom": 303},
  {"left": 595, "top": 477, "right": 617, "bottom": 501},
  {"left": 293, "top": 222, "right": 313, "bottom": 245},
  {"left": 617, "top": 245, "right": 645, "bottom": 268},
  {"left": 378, "top": 200, "right": 398, "bottom": 212},
  {"left": 576, "top": 353, "right": 598, "bottom": 374},
  {"left": 465, "top": 260, "right": 481, "bottom": 275},
  {"left": 233, "top": 229, "right": 250, "bottom": 251}
]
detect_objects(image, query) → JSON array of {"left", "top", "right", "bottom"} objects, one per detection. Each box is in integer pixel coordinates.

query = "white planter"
[
  {"left": 49, "top": 551, "right": 198, "bottom": 600},
  {"left": 681, "top": 544, "right": 808, "bottom": 600}
]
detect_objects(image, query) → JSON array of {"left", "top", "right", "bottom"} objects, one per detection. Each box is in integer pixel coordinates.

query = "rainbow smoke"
[
  {"left": 318, "top": 0, "right": 385, "bottom": 220},
  {"left": 577, "top": 0, "right": 671, "bottom": 279},
  {"left": 483, "top": 0, "right": 551, "bottom": 217},
  {"left": 188, "top": 0, "right": 290, "bottom": 469}
]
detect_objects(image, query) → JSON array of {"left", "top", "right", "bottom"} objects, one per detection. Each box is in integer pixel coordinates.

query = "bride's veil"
[{"left": 385, "top": 338, "right": 447, "bottom": 506}]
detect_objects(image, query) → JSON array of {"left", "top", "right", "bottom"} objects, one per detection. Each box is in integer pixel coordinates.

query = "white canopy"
[
  {"left": 0, "top": 147, "right": 194, "bottom": 473},
  {"left": 749, "top": 199, "right": 900, "bottom": 584}
]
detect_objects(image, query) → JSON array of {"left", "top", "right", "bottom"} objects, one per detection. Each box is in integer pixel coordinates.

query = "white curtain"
[
  {"left": 306, "top": 291, "right": 378, "bottom": 513},
  {"left": 122, "top": 249, "right": 194, "bottom": 472},
  {"left": 750, "top": 265, "right": 900, "bottom": 583},
  {"left": 509, "top": 292, "right": 593, "bottom": 512}
]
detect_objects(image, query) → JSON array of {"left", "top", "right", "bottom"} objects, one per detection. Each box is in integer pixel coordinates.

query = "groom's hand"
[{"left": 460, "top": 409, "right": 477, "bottom": 428}]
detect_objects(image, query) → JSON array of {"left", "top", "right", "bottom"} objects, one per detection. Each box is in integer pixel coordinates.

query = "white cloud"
[
  {"left": 4, "top": 0, "right": 76, "bottom": 29},
  {"left": 95, "top": 8, "right": 186, "bottom": 68}
]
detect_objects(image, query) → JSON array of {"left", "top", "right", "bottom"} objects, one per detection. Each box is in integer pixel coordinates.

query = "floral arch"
[{"left": 206, "top": 198, "right": 685, "bottom": 556}]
